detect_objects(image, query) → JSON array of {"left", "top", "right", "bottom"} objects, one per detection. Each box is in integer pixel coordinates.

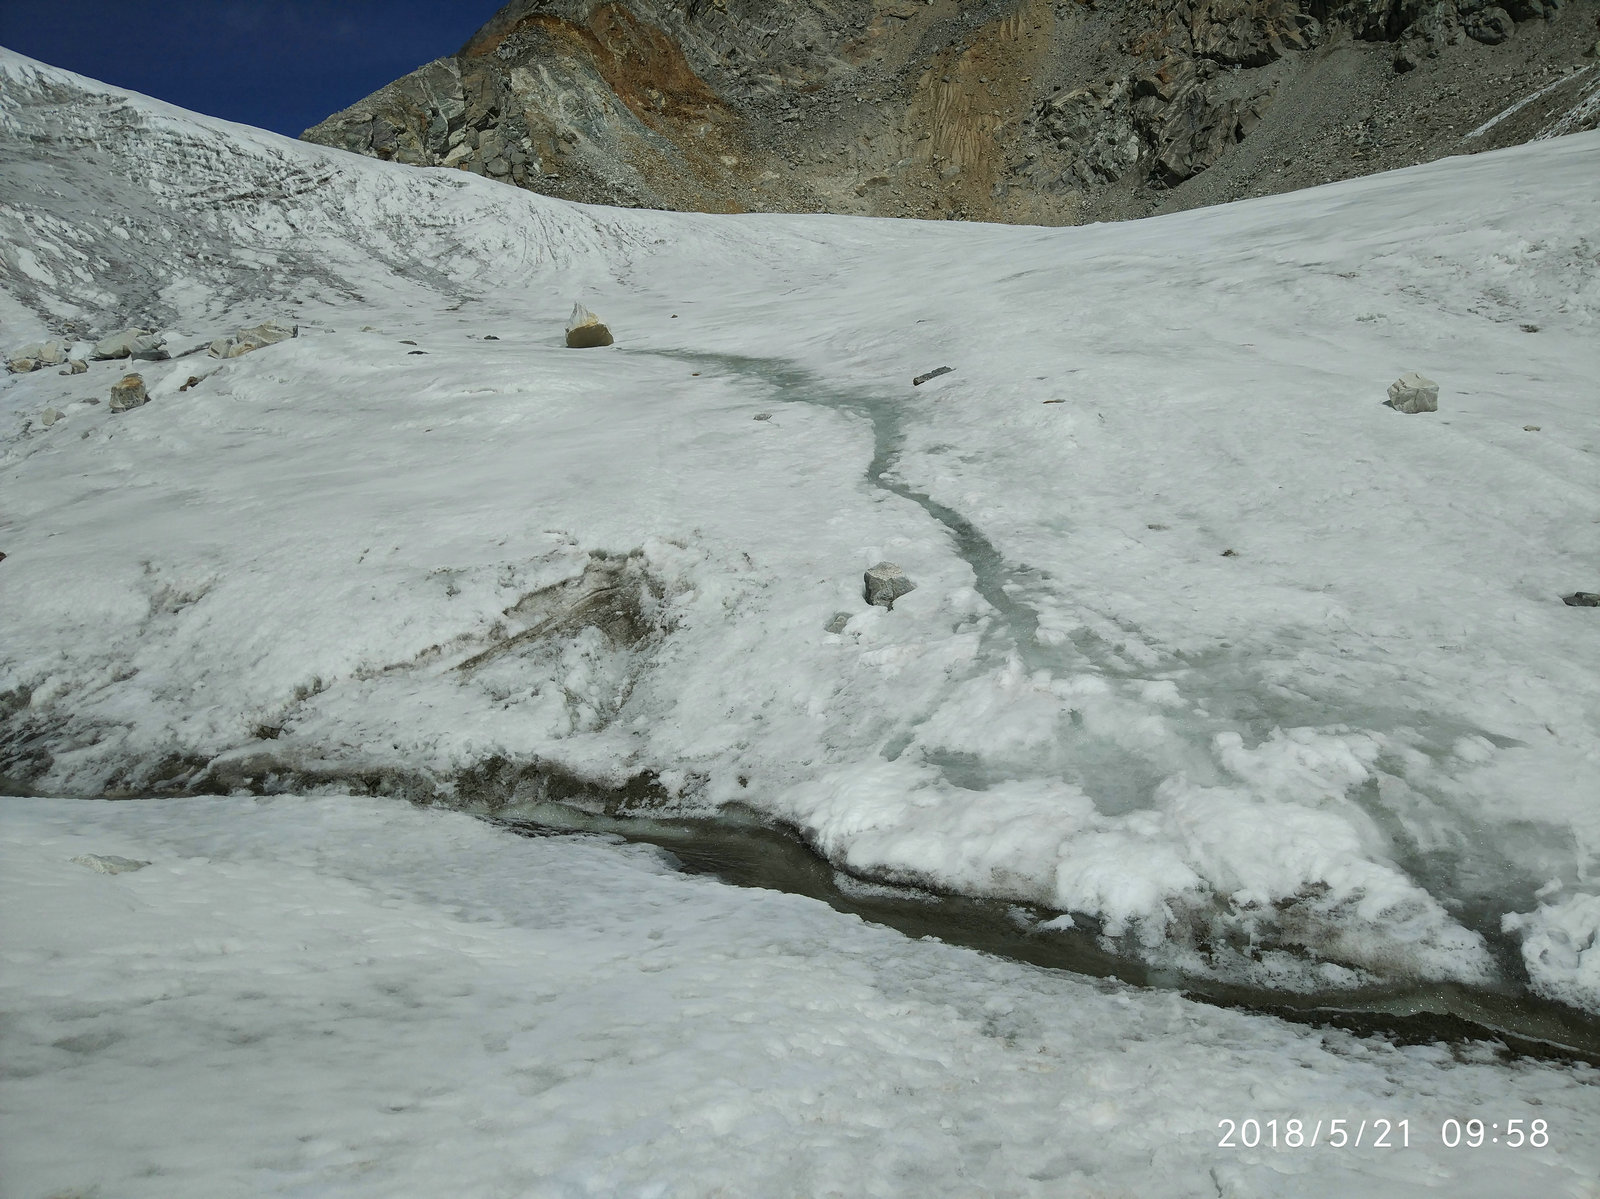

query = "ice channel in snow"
[{"left": 2, "top": 45, "right": 1600, "bottom": 1037}]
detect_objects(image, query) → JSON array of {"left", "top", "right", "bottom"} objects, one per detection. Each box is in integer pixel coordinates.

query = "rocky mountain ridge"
[{"left": 302, "top": 0, "right": 1600, "bottom": 223}]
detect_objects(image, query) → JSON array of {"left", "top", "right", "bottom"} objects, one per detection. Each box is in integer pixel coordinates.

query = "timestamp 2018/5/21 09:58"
[{"left": 1216, "top": 1118, "right": 1551, "bottom": 1149}]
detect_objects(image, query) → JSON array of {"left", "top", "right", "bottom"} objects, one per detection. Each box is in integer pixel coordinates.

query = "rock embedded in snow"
[
  {"left": 209, "top": 320, "right": 298, "bottom": 359},
  {"left": 92, "top": 328, "right": 165, "bottom": 361},
  {"left": 912, "top": 365, "right": 953, "bottom": 386},
  {"left": 39, "top": 407, "right": 64, "bottom": 427},
  {"left": 108, "top": 373, "right": 148, "bottom": 413},
  {"left": 864, "top": 562, "right": 916, "bottom": 609},
  {"left": 70, "top": 853, "right": 151, "bottom": 874},
  {"left": 565, "top": 303, "right": 614, "bottom": 348},
  {"left": 1563, "top": 592, "right": 1600, "bottom": 607},
  {"left": 1385, "top": 370, "right": 1439, "bottom": 414},
  {"left": 7, "top": 340, "right": 68, "bottom": 372}
]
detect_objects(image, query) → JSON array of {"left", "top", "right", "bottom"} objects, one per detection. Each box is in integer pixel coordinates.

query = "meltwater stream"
[{"left": 585, "top": 348, "right": 1600, "bottom": 1063}]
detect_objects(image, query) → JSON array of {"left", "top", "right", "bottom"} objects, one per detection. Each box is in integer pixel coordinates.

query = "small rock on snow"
[
  {"left": 864, "top": 562, "right": 916, "bottom": 609},
  {"left": 109, "top": 373, "right": 148, "bottom": 413},
  {"left": 566, "top": 303, "right": 614, "bottom": 348},
  {"left": 71, "top": 854, "right": 151, "bottom": 874},
  {"left": 1385, "top": 371, "right": 1439, "bottom": 414},
  {"left": 913, "top": 366, "right": 953, "bottom": 386}
]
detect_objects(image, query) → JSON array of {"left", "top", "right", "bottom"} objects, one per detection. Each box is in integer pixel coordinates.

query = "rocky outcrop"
[{"left": 301, "top": 0, "right": 1598, "bottom": 226}]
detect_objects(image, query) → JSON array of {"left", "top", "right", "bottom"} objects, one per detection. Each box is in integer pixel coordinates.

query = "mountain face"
[{"left": 301, "top": 0, "right": 1600, "bottom": 223}]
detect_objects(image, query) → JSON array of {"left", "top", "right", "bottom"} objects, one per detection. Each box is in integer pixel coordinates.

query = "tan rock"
[
  {"left": 565, "top": 303, "right": 614, "bottom": 349},
  {"left": 109, "top": 373, "right": 149, "bottom": 413}
]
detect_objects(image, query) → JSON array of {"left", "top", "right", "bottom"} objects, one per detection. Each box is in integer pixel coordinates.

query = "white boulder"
[{"left": 1386, "top": 371, "right": 1439, "bottom": 414}]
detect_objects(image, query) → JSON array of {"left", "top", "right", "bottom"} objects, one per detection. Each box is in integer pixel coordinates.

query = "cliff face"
[{"left": 301, "top": 0, "right": 1600, "bottom": 223}]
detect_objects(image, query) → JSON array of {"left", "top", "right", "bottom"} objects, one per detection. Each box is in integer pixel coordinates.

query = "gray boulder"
[
  {"left": 39, "top": 407, "right": 65, "bottom": 427},
  {"left": 209, "top": 320, "right": 299, "bottom": 359},
  {"left": 109, "top": 373, "right": 149, "bottom": 413},
  {"left": 1465, "top": 6, "right": 1515, "bottom": 43},
  {"left": 1386, "top": 371, "right": 1439, "bottom": 414},
  {"left": 864, "top": 562, "right": 916, "bottom": 609},
  {"left": 8, "top": 340, "right": 69, "bottom": 372},
  {"left": 93, "top": 328, "right": 166, "bottom": 360},
  {"left": 71, "top": 854, "right": 150, "bottom": 874}
]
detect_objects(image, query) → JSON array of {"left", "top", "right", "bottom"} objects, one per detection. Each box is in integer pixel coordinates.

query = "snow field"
[
  {"left": 3, "top": 794, "right": 1599, "bottom": 1199},
  {"left": 2, "top": 48, "right": 1599, "bottom": 1007}
]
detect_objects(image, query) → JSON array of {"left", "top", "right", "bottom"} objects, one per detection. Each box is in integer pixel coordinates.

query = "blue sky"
[{"left": 0, "top": 1, "right": 498, "bottom": 137}]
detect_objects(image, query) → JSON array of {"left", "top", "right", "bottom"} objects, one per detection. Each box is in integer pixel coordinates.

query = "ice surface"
[
  {"left": 2, "top": 48, "right": 1599, "bottom": 1012},
  {"left": 3, "top": 795, "right": 1599, "bottom": 1199}
]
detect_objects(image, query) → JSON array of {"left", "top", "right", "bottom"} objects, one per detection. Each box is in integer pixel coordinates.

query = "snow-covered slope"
[{"left": 3, "top": 47, "right": 1599, "bottom": 1017}]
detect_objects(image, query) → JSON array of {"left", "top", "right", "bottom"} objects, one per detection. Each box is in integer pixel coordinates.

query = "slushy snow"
[{"left": 2, "top": 43, "right": 1599, "bottom": 1166}]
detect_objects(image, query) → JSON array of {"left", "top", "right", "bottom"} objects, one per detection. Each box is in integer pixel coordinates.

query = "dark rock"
[
  {"left": 566, "top": 304, "right": 614, "bottom": 348},
  {"left": 1562, "top": 592, "right": 1600, "bottom": 607},
  {"left": 864, "top": 562, "right": 916, "bottom": 609},
  {"left": 913, "top": 366, "right": 953, "bottom": 386},
  {"left": 1465, "top": 6, "right": 1515, "bottom": 43}
]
